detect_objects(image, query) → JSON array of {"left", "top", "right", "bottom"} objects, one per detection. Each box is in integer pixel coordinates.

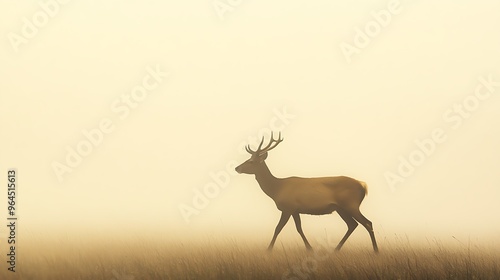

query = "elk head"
[{"left": 235, "top": 132, "right": 283, "bottom": 174}]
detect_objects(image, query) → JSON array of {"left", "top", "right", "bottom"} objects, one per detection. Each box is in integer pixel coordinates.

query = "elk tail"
[{"left": 359, "top": 181, "right": 368, "bottom": 196}]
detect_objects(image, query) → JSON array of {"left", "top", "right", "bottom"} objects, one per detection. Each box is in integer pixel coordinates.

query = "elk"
[{"left": 235, "top": 133, "right": 378, "bottom": 252}]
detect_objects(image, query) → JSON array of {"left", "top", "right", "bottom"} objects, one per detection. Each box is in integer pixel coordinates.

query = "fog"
[{"left": 1, "top": 1, "right": 499, "bottom": 245}]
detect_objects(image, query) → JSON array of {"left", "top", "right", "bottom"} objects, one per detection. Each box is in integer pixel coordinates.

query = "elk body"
[{"left": 235, "top": 133, "right": 379, "bottom": 252}]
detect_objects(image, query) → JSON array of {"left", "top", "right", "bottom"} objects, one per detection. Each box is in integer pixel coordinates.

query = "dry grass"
[{"left": 2, "top": 236, "right": 499, "bottom": 280}]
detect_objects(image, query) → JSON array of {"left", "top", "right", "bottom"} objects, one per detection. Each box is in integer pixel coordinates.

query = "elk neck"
[{"left": 254, "top": 162, "right": 280, "bottom": 199}]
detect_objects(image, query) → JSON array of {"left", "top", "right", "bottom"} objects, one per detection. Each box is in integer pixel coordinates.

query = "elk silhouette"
[{"left": 235, "top": 133, "right": 378, "bottom": 252}]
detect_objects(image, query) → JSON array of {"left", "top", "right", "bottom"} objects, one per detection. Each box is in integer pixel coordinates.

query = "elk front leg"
[
  {"left": 268, "top": 212, "right": 291, "bottom": 251},
  {"left": 292, "top": 213, "right": 312, "bottom": 250}
]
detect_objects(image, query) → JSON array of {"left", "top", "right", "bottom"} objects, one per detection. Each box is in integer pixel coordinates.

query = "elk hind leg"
[
  {"left": 335, "top": 209, "right": 358, "bottom": 251},
  {"left": 349, "top": 209, "right": 379, "bottom": 253}
]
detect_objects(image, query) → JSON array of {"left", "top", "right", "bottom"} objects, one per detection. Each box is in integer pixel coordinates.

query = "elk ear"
[{"left": 258, "top": 152, "right": 268, "bottom": 162}]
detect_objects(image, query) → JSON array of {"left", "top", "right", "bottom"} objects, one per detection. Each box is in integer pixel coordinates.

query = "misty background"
[{"left": 1, "top": 1, "right": 499, "bottom": 246}]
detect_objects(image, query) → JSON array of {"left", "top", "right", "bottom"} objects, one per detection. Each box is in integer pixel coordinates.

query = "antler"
[{"left": 245, "top": 132, "right": 283, "bottom": 156}]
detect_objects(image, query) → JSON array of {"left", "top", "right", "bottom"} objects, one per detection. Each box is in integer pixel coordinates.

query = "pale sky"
[{"left": 1, "top": 1, "right": 499, "bottom": 245}]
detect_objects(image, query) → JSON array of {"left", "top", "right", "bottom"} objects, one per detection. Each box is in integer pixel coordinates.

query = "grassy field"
[{"left": 1, "top": 235, "right": 499, "bottom": 280}]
